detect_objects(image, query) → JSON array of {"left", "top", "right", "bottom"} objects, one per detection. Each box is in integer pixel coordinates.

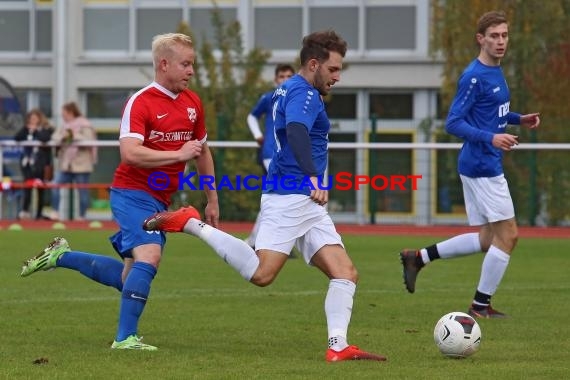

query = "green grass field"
[{"left": 1, "top": 230, "right": 569, "bottom": 380}]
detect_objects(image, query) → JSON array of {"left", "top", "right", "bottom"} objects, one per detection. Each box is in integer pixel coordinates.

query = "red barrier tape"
[{"left": 1, "top": 179, "right": 110, "bottom": 191}]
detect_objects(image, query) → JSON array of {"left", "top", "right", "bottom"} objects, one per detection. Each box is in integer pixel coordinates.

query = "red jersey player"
[{"left": 20, "top": 33, "right": 218, "bottom": 351}]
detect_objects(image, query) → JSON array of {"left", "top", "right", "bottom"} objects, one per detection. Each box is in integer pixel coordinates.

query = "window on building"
[
  {"left": 36, "top": 9, "right": 52, "bottom": 52},
  {"left": 188, "top": 8, "right": 238, "bottom": 47},
  {"left": 0, "top": 10, "right": 29, "bottom": 51},
  {"left": 38, "top": 90, "right": 52, "bottom": 118},
  {"left": 365, "top": 6, "right": 416, "bottom": 50},
  {"left": 309, "top": 7, "right": 359, "bottom": 50},
  {"left": 14, "top": 90, "right": 28, "bottom": 114},
  {"left": 436, "top": 92, "right": 447, "bottom": 120},
  {"left": 254, "top": 7, "right": 303, "bottom": 50},
  {"left": 371, "top": 133, "right": 413, "bottom": 213},
  {"left": 328, "top": 133, "right": 356, "bottom": 212},
  {"left": 136, "top": 8, "right": 182, "bottom": 50},
  {"left": 84, "top": 8, "right": 129, "bottom": 51},
  {"left": 82, "top": 4, "right": 239, "bottom": 53},
  {"left": 369, "top": 93, "right": 413, "bottom": 119},
  {"left": 0, "top": 1, "right": 52, "bottom": 54},
  {"left": 13, "top": 89, "right": 52, "bottom": 118},
  {"left": 435, "top": 131, "right": 464, "bottom": 214},
  {"left": 90, "top": 131, "right": 120, "bottom": 186},
  {"left": 325, "top": 93, "right": 357, "bottom": 119},
  {"left": 85, "top": 89, "right": 135, "bottom": 119}
]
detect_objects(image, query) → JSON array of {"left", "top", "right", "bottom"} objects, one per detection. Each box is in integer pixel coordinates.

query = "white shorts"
[
  {"left": 460, "top": 174, "right": 515, "bottom": 226},
  {"left": 255, "top": 193, "right": 344, "bottom": 264},
  {"left": 262, "top": 158, "right": 271, "bottom": 172}
]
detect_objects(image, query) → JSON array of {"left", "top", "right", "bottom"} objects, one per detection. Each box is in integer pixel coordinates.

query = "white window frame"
[{"left": 0, "top": 0, "right": 52, "bottom": 59}]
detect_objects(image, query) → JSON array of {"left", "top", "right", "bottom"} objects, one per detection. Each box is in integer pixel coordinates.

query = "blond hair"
[
  {"left": 151, "top": 33, "right": 194, "bottom": 69},
  {"left": 25, "top": 108, "right": 49, "bottom": 127}
]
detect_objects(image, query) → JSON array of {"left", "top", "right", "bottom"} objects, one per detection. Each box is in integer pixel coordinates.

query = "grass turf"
[{"left": 1, "top": 230, "right": 569, "bottom": 379}]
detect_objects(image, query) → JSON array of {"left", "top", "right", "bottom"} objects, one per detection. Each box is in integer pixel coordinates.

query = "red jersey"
[{"left": 112, "top": 82, "right": 207, "bottom": 206}]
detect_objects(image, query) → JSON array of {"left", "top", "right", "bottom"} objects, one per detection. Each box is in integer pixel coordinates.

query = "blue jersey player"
[
  {"left": 400, "top": 11, "right": 540, "bottom": 318},
  {"left": 244, "top": 63, "right": 294, "bottom": 248},
  {"left": 247, "top": 64, "right": 295, "bottom": 173},
  {"left": 144, "top": 30, "right": 387, "bottom": 362}
]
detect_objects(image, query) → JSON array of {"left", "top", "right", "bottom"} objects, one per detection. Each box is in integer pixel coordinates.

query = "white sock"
[
  {"left": 477, "top": 245, "right": 510, "bottom": 296},
  {"left": 438, "top": 233, "right": 481, "bottom": 258},
  {"left": 183, "top": 219, "right": 259, "bottom": 281},
  {"left": 419, "top": 249, "right": 430, "bottom": 264},
  {"left": 325, "top": 279, "right": 356, "bottom": 351},
  {"left": 420, "top": 233, "right": 481, "bottom": 264}
]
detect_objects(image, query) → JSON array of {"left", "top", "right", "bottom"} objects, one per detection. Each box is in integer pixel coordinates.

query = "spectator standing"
[
  {"left": 50, "top": 102, "right": 97, "bottom": 221},
  {"left": 14, "top": 108, "right": 54, "bottom": 220}
]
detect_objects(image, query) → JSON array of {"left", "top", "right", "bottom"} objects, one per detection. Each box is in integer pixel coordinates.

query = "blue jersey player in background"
[
  {"left": 144, "top": 30, "right": 387, "bottom": 362},
  {"left": 247, "top": 63, "right": 295, "bottom": 173},
  {"left": 400, "top": 11, "right": 540, "bottom": 318},
  {"left": 244, "top": 63, "right": 294, "bottom": 249}
]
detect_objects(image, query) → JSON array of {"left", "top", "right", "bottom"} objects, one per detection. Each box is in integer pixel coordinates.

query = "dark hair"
[
  {"left": 299, "top": 30, "right": 347, "bottom": 66},
  {"left": 477, "top": 11, "right": 508, "bottom": 35},
  {"left": 274, "top": 63, "right": 295, "bottom": 76},
  {"left": 62, "top": 101, "right": 82, "bottom": 118}
]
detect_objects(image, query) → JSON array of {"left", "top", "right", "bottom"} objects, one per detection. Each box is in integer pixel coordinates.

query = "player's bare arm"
[
  {"left": 119, "top": 137, "right": 202, "bottom": 168},
  {"left": 491, "top": 133, "right": 519, "bottom": 151},
  {"left": 195, "top": 141, "right": 220, "bottom": 227},
  {"left": 520, "top": 113, "right": 540, "bottom": 129}
]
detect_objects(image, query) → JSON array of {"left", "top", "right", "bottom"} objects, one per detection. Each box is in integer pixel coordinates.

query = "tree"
[
  {"left": 175, "top": 9, "right": 272, "bottom": 220},
  {"left": 431, "top": 0, "right": 570, "bottom": 225},
  {"left": 526, "top": 42, "right": 570, "bottom": 223}
]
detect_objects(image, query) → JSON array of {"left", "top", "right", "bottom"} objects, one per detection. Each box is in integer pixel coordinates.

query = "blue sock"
[
  {"left": 116, "top": 262, "right": 157, "bottom": 341},
  {"left": 57, "top": 251, "right": 124, "bottom": 291}
]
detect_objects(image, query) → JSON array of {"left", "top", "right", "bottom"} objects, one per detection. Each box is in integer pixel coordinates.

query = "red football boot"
[
  {"left": 142, "top": 206, "right": 201, "bottom": 233},
  {"left": 326, "top": 345, "right": 387, "bottom": 362}
]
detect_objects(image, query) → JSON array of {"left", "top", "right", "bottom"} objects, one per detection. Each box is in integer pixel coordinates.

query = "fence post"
[
  {"left": 215, "top": 113, "right": 227, "bottom": 208},
  {"left": 68, "top": 186, "right": 75, "bottom": 220},
  {"left": 369, "top": 115, "right": 377, "bottom": 224},
  {"left": 0, "top": 145, "right": 3, "bottom": 219},
  {"left": 528, "top": 129, "right": 537, "bottom": 226}
]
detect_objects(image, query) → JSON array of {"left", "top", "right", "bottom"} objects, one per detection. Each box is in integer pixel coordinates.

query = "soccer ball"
[{"left": 433, "top": 312, "right": 481, "bottom": 358}]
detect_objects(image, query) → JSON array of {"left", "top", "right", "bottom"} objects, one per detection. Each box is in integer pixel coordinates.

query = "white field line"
[{"left": 2, "top": 284, "right": 568, "bottom": 304}]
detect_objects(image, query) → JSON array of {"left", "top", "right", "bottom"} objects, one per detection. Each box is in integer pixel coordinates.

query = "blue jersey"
[
  {"left": 265, "top": 74, "right": 330, "bottom": 195},
  {"left": 446, "top": 59, "right": 521, "bottom": 178},
  {"left": 250, "top": 90, "right": 277, "bottom": 160}
]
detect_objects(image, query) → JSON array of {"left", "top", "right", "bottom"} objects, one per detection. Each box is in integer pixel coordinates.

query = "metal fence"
[{"left": 2, "top": 140, "right": 570, "bottom": 225}]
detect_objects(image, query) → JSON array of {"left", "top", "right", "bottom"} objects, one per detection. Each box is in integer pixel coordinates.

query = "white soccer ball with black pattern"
[{"left": 433, "top": 311, "right": 481, "bottom": 358}]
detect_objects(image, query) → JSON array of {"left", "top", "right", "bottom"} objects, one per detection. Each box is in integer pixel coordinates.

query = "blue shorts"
[{"left": 109, "top": 188, "right": 167, "bottom": 259}]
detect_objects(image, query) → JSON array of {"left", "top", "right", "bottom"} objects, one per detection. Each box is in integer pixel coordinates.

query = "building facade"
[{"left": 1, "top": 0, "right": 465, "bottom": 224}]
